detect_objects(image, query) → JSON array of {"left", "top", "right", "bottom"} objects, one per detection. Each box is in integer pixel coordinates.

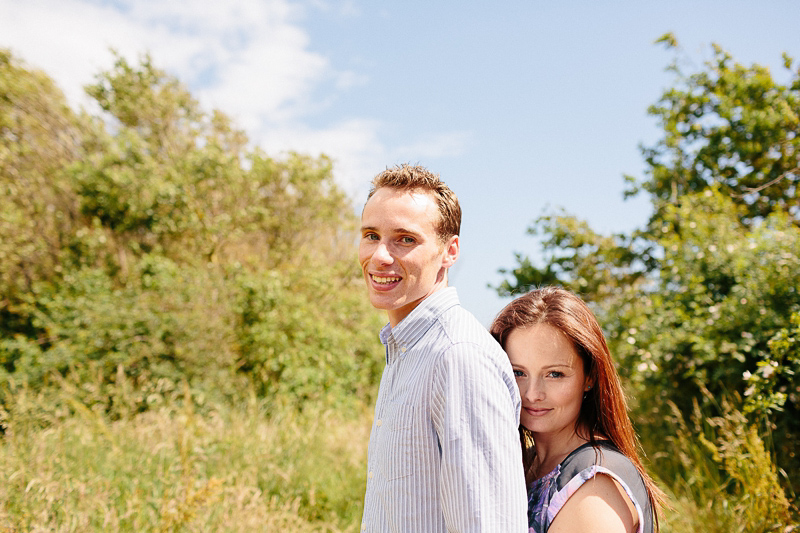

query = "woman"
[{"left": 490, "top": 286, "right": 664, "bottom": 533}]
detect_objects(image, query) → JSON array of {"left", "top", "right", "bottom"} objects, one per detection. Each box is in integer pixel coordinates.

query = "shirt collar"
[{"left": 379, "top": 287, "right": 460, "bottom": 352}]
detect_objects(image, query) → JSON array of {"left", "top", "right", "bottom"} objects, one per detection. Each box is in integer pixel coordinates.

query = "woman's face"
[{"left": 505, "top": 323, "right": 590, "bottom": 439}]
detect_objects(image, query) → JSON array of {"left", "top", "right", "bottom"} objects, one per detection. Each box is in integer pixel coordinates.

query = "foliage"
[
  {"left": 0, "top": 48, "right": 384, "bottom": 419},
  {"left": 0, "top": 49, "right": 87, "bottom": 313},
  {"left": 233, "top": 266, "right": 384, "bottom": 410},
  {"left": 632, "top": 35, "right": 800, "bottom": 226},
  {"left": 3, "top": 383, "right": 795, "bottom": 533},
  {"left": 615, "top": 189, "right": 800, "bottom": 478},
  {"left": 496, "top": 37, "right": 800, "bottom": 504},
  {"left": 0, "top": 388, "right": 370, "bottom": 532},
  {"left": 659, "top": 395, "right": 794, "bottom": 533},
  {"left": 745, "top": 310, "right": 800, "bottom": 416}
]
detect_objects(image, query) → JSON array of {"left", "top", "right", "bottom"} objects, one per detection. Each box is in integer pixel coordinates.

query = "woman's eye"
[
  {"left": 547, "top": 371, "right": 564, "bottom": 378},
  {"left": 513, "top": 370, "right": 524, "bottom": 377}
]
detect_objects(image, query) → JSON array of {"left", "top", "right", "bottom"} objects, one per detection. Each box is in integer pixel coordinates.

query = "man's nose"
[{"left": 372, "top": 242, "right": 393, "bottom": 265}]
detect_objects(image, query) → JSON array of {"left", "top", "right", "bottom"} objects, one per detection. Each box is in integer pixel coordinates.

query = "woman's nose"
[{"left": 523, "top": 379, "right": 544, "bottom": 402}]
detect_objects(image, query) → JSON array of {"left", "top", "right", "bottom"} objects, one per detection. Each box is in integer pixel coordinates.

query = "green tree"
[
  {"left": 497, "top": 38, "right": 800, "bottom": 497},
  {"left": 631, "top": 35, "right": 800, "bottom": 226},
  {"left": 0, "top": 49, "right": 383, "bottom": 418},
  {"left": 0, "top": 50, "right": 87, "bottom": 325}
]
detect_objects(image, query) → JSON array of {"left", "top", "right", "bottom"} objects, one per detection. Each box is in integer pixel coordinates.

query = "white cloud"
[
  {"left": 124, "top": 0, "right": 293, "bottom": 33},
  {"left": 1, "top": 0, "right": 127, "bottom": 108},
  {"left": 1, "top": 0, "right": 326, "bottom": 115},
  {"left": 393, "top": 131, "right": 473, "bottom": 160},
  {"left": 0, "top": 0, "right": 465, "bottom": 200},
  {"left": 305, "top": 0, "right": 361, "bottom": 18},
  {"left": 257, "top": 118, "right": 386, "bottom": 199},
  {"left": 332, "top": 69, "right": 369, "bottom": 91},
  {"left": 197, "top": 23, "right": 329, "bottom": 126}
]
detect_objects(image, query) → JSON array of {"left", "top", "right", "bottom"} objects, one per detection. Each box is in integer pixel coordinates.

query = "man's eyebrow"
[
  {"left": 360, "top": 226, "right": 423, "bottom": 236},
  {"left": 395, "top": 227, "right": 422, "bottom": 236}
]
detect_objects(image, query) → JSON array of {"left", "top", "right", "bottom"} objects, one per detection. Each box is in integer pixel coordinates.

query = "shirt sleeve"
[
  {"left": 548, "top": 465, "right": 646, "bottom": 533},
  {"left": 430, "top": 341, "right": 528, "bottom": 532}
]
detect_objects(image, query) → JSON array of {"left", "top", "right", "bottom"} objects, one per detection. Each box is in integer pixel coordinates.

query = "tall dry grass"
[
  {"left": 2, "top": 382, "right": 797, "bottom": 532},
  {"left": 654, "top": 396, "right": 796, "bottom": 533},
  {"left": 0, "top": 385, "right": 371, "bottom": 532}
]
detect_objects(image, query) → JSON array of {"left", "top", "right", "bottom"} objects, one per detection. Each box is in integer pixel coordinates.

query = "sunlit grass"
[
  {"left": 652, "top": 396, "right": 796, "bottom": 533},
  {"left": 2, "top": 385, "right": 797, "bottom": 532},
  {"left": 0, "top": 389, "right": 371, "bottom": 532}
]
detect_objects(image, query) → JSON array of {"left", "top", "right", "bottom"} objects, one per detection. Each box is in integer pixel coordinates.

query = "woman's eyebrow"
[{"left": 541, "top": 363, "right": 573, "bottom": 369}]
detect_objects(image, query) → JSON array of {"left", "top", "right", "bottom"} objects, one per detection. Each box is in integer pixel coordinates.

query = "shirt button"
[
  {"left": 376, "top": 419, "right": 382, "bottom": 427},
  {"left": 401, "top": 345, "right": 407, "bottom": 353},
  {"left": 368, "top": 470, "right": 374, "bottom": 479},
  {"left": 361, "top": 524, "right": 366, "bottom": 531}
]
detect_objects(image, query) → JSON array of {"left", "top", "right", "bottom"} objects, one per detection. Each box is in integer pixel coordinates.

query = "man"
[{"left": 358, "top": 164, "right": 527, "bottom": 532}]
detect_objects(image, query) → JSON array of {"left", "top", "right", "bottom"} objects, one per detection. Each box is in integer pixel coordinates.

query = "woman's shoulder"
[
  {"left": 557, "top": 441, "right": 640, "bottom": 490},
  {"left": 553, "top": 441, "right": 653, "bottom": 533}
]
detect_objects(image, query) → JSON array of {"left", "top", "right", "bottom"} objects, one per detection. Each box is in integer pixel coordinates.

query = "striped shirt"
[{"left": 361, "top": 287, "right": 528, "bottom": 532}]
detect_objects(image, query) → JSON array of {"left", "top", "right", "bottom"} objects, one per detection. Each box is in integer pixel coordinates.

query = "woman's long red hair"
[{"left": 490, "top": 286, "right": 665, "bottom": 529}]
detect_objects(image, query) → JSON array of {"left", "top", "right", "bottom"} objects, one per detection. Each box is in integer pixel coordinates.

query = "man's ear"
[{"left": 442, "top": 235, "right": 459, "bottom": 268}]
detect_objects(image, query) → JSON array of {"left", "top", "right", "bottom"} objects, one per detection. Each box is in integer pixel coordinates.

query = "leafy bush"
[
  {"left": 609, "top": 189, "right": 800, "bottom": 481},
  {"left": 658, "top": 394, "right": 794, "bottom": 533},
  {"left": 233, "top": 267, "right": 383, "bottom": 411},
  {"left": 0, "top": 49, "right": 384, "bottom": 419}
]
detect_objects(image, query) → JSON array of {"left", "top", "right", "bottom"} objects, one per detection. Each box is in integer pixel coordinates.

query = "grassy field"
[
  {"left": 1, "top": 390, "right": 796, "bottom": 532},
  {"left": 0, "top": 390, "right": 371, "bottom": 533}
]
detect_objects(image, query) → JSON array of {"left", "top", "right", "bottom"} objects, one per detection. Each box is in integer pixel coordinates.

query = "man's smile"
[{"left": 370, "top": 274, "right": 402, "bottom": 284}]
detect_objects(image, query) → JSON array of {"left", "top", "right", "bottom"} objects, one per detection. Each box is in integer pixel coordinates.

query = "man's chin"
[{"left": 369, "top": 295, "right": 401, "bottom": 311}]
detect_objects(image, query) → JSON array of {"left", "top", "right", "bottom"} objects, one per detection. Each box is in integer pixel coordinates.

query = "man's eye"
[
  {"left": 364, "top": 233, "right": 379, "bottom": 241},
  {"left": 400, "top": 236, "right": 415, "bottom": 244}
]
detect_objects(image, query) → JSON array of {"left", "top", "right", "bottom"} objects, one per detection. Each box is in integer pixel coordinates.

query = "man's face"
[{"left": 359, "top": 187, "right": 459, "bottom": 327}]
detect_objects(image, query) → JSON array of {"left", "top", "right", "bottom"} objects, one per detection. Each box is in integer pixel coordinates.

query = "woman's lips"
[{"left": 524, "top": 407, "right": 551, "bottom": 416}]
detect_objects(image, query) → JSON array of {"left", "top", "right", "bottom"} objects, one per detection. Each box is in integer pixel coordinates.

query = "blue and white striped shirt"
[{"left": 361, "top": 287, "right": 528, "bottom": 532}]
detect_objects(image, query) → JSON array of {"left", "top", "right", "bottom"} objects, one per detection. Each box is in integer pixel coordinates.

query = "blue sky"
[{"left": 2, "top": 0, "right": 799, "bottom": 325}]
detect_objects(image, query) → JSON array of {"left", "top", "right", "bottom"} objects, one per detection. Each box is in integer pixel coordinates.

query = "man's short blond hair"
[{"left": 367, "top": 163, "right": 461, "bottom": 244}]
